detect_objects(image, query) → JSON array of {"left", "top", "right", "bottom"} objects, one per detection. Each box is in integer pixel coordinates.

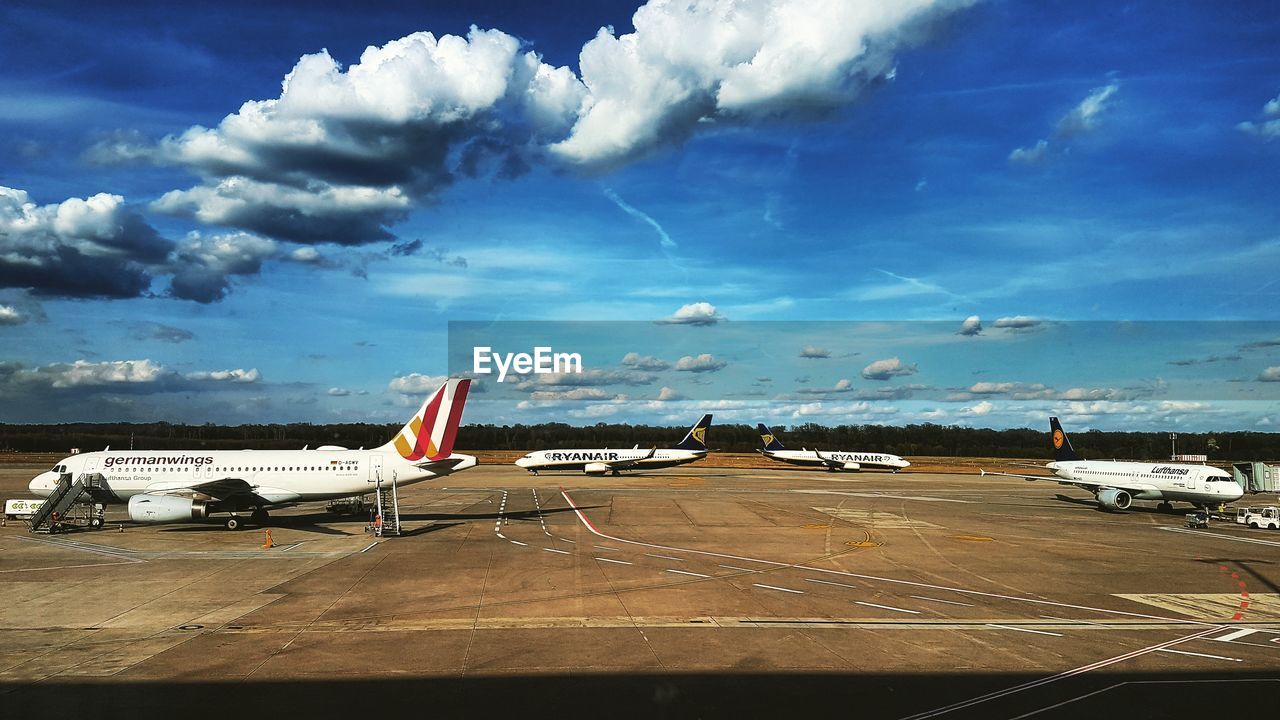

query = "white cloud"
[
  {"left": 621, "top": 352, "right": 671, "bottom": 370},
  {"left": 1260, "top": 366, "right": 1280, "bottom": 382},
  {"left": 516, "top": 369, "right": 656, "bottom": 388},
  {"left": 1056, "top": 83, "right": 1119, "bottom": 137},
  {"left": 861, "top": 356, "right": 917, "bottom": 380},
  {"left": 656, "top": 301, "right": 725, "bottom": 325},
  {"left": 960, "top": 400, "right": 994, "bottom": 416},
  {"left": 167, "top": 231, "right": 278, "bottom": 303},
  {"left": 328, "top": 387, "right": 351, "bottom": 397},
  {"left": 44, "top": 359, "right": 166, "bottom": 388},
  {"left": 674, "top": 353, "right": 728, "bottom": 372},
  {"left": 185, "top": 368, "right": 260, "bottom": 383},
  {"left": 799, "top": 345, "right": 831, "bottom": 359},
  {"left": 529, "top": 387, "right": 611, "bottom": 401},
  {"left": 1008, "top": 139, "right": 1048, "bottom": 164},
  {"left": 389, "top": 373, "right": 448, "bottom": 394},
  {"left": 0, "top": 304, "right": 25, "bottom": 325},
  {"left": 958, "top": 315, "right": 982, "bottom": 336},
  {"left": 656, "top": 386, "right": 685, "bottom": 401},
  {"left": 992, "top": 315, "right": 1042, "bottom": 331}
]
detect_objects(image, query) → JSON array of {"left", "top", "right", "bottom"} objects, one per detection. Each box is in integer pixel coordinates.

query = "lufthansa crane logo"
[{"left": 1052, "top": 429, "right": 1064, "bottom": 450}]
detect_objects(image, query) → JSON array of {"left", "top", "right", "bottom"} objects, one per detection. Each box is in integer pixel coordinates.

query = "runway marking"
[
  {"left": 0, "top": 559, "right": 143, "bottom": 573},
  {"left": 754, "top": 583, "right": 804, "bottom": 594},
  {"left": 1157, "top": 526, "right": 1280, "bottom": 547},
  {"left": 667, "top": 569, "right": 711, "bottom": 578},
  {"left": 856, "top": 601, "right": 920, "bottom": 615},
  {"left": 719, "top": 564, "right": 754, "bottom": 572},
  {"left": 559, "top": 538, "right": 575, "bottom": 543},
  {"left": 1156, "top": 647, "right": 1242, "bottom": 662},
  {"left": 900, "top": 627, "right": 1221, "bottom": 719},
  {"left": 805, "top": 578, "right": 859, "bottom": 590},
  {"left": 792, "top": 489, "right": 973, "bottom": 504},
  {"left": 543, "top": 548, "right": 570, "bottom": 555},
  {"left": 812, "top": 506, "right": 942, "bottom": 529},
  {"left": 593, "top": 544, "right": 620, "bottom": 552},
  {"left": 1115, "top": 593, "right": 1280, "bottom": 621},
  {"left": 276, "top": 542, "right": 301, "bottom": 552},
  {"left": 359, "top": 542, "right": 379, "bottom": 553},
  {"left": 987, "top": 623, "right": 1061, "bottom": 637},
  {"left": 1215, "top": 628, "right": 1259, "bottom": 642},
  {"left": 594, "top": 557, "right": 632, "bottom": 565},
  {"left": 496, "top": 533, "right": 506, "bottom": 539},
  {"left": 509, "top": 540, "right": 528, "bottom": 547},
  {"left": 912, "top": 595, "right": 975, "bottom": 607},
  {"left": 559, "top": 489, "right": 1239, "bottom": 628},
  {"left": 646, "top": 553, "right": 684, "bottom": 562}
]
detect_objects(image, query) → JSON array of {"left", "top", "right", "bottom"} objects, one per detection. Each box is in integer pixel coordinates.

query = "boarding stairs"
[
  {"left": 29, "top": 473, "right": 104, "bottom": 533},
  {"left": 373, "top": 471, "right": 401, "bottom": 537}
]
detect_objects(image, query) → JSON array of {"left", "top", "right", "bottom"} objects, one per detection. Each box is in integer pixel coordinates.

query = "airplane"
[
  {"left": 27, "top": 378, "right": 475, "bottom": 530},
  {"left": 514, "top": 414, "right": 712, "bottom": 475},
  {"left": 756, "top": 423, "right": 910, "bottom": 472},
  {"left": 981, "top": 416, "right": 1243, "bottom": 512}
]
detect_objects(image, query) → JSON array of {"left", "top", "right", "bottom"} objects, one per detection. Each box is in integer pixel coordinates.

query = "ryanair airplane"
[
  {"left": 756, "top": 423, "right": 910, "bottom": 472},
  {"left": 515, "top": 414, "right": 711, "bottom": 475},
  {"left": 982, "top": 417, "right": 1243, "bottom": 512},
  {"left": 28, "top": 378, "right": 475, "bottom": 530}
]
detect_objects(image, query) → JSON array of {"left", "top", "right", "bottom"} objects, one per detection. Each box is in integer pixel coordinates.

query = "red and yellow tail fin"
[{"left": 385, "top": 378, "right": 471, "bottom": 462}]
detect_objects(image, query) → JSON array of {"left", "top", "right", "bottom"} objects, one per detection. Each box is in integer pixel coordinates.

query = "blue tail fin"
[
  {"left": 1049, "top": 416, "right": 1081, "bottom": 462},
  {"left": 673, "top": 414, "right": 712, "bottom": 451},
  {"left": 757, "top": 423, "right": 786, "bottom": 451}
]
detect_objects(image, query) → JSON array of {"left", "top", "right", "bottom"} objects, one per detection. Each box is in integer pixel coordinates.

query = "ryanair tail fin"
[
  {"left": 381, "top": 378, "right": 471, "bottom": 462},
  {"left": 672, "top": 413, "right": 712, "bottom": 451},
  {"left": 1049, "top": 416, "right": 1080, "bottom": 462},
  {"left": 757, "top": 423, "right": 786, "bottom": 451}
]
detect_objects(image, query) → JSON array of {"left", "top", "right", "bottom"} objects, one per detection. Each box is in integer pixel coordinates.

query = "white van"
[{"left": 5, "top": 498, "right": 44, "bottom": 519}]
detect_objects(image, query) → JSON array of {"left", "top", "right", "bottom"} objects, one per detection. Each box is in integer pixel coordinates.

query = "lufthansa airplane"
[
  {"left": 982, "top": 416, "right": 1243, "bottom": 512},
  {"left": 515, "top": 414, "right": 711, "bottom": 475},
  {"left": 756, "top": 423, "right": 910, "bottom": 472},
  {"left": 28, "top": 378, "right": 475, "bottom": 529}
]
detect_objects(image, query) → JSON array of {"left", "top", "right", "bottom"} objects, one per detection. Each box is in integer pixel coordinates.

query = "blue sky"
[{"left": 1, "top": 0, "right": 1278, "bottom": 431}]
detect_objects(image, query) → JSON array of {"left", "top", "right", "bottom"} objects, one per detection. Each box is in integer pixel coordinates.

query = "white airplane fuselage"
[
  {"left": 762, "top": 449, "right": 910, "bottom": 472},
  {"left": 29, "top": 448, "right": 476, "bottom": 504},
  {"left": 515, "top": 448, "right": 705, "bottom": 474},
  {"left": 1046, "top": 460, "right": 1242, "bottom": 506}
]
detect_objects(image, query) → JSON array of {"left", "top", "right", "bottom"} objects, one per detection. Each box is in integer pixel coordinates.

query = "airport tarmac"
[{"left": 2, "top": 462, "right": 1278, "bottom": 718}]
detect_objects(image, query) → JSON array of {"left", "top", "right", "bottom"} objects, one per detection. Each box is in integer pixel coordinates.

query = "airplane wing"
[
  {"left": 979, "top": 470, "right": 1159, "bottom": 494},
  {"left": 604, "top": 447, "right": 658, "bottom": 471},
  {"left": 144, "top": 477, "right": 278, "bottom": 505},
  {"left": 814, "top": 449, "right": 852, "bottom": 470}
]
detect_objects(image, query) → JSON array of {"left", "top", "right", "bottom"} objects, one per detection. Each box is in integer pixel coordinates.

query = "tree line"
[{"left": 0, "top": 421, "right": 1275, "bottom": 461}]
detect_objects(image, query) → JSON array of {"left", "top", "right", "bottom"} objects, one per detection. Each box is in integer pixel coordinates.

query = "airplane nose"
[{"left": 28, "top": 473, "right": 50, "bottom": 496}]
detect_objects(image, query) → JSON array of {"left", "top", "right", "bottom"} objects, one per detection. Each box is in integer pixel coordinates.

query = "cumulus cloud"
[
  {"left": 185, "top": 368, "right": 260, "bottom": 383},
  {"left": 0, "top": 304, "right": 26, "bottom": 326},
  {"left": 328, "top": 387, "right": 352, "bottom": 396},
  {"left": 656, "top": 301, "right": 724, "bottom": 325},
  {"left": 621, "top": 352, "right": 671, "bottom": 370},
  {"left": 528, "top": 387, "right": 612, "bottom": 401},
  {"left": 992, "top": 315, "right": 1042, "bottom": 331},
  {"left": 124, "top": 2, "right": 973, "bottom": 242},
  {"left": 167, "top": 231, "right": 278, "bottom": 302},
  {"left": 1055, "top": 83, "right": 1119, "bottom": 137},
  {"left": 960, "top": 400, "right": 994, "bottom": 416},
  {"left": 861, "top": 356, "right": 917, "bottom": 381},
  {"left": 958, "top": 315, "right": 982, "bottom": 336},
  {"left": 1260, "top": 367, "right": 1280, "bottom": 382},
  {"left": 656, "top": 386, "right": 684, "bottom": 401},
  {"left": 1236, "top": 91, "right": 1280, "bottom": 140},
  {"left": 674, "top": 353, "right": 727, "bottom": 373},
  {"left": 0, "top": 186, "right": 169, "bottom": 299},
  {"left": 799, "top": 345, "right": 831, "bottom": 359},
  {"left": 388, "top": 373, "right": 449, "bottom": 394}
]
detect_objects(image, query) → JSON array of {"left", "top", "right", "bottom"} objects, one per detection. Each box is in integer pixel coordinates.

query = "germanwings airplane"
[
  {"left": 514, "top": 414, "right": 711, "bottom": 475},
  {"left": 756, "top": 423, "right": 910, "bottom": 472},
  {"left": 982, "top": 416, "right": 1243, "bottom": 512},
  {"left": 28, "top": 378, "right": 475, "bottom": 530}
]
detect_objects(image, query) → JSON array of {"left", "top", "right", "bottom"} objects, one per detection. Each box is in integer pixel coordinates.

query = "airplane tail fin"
[
  {"left": 381, "top": 378, "right": 471, "bottom": 462},
  {"left": 672, "top": 413, "right": 712, "bottom": 451},
  {"left": 757, "top": 423, "right": 786, "bottom": 451},
  {"left": 1049, "top": 416, "right": 1080, "bottom": 462}
]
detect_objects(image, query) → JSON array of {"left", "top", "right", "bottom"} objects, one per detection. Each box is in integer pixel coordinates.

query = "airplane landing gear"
[
  {"left": 1157, "top": 502, "right": 1174, "bottom": 513},
  {"left": 251, "top": 508, "right": 269, "bottom": 524},
  {"left": 224, "top": 515, "right": 243, "bottom": 531}
]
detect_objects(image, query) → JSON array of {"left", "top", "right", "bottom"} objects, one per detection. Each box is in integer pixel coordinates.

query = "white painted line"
[
  {"left": 1156, "top": 647, "right": 1242, "bottom": 662},
  {"left": 543, "top": 548, "right": 570, "bottom": 555},
  {"left": 359, "top": 542, "right": 379, "bottom": 553},
  {"left": 559, "top": 538, "right": 576, "bottom": 544},
  {"left": 509, "top": 540, "right": 528, "bottom": 546},
  {"left": 719, "top": 565, "right": 753, "bottom": 572},
  {"left": 594, "top": 557, "right": 633, "bottom": 565},
  {"left": 911, "top": 595, "right": 975, "bottom": 607},
  {"left": 754, "top": 583, "right": 804, "bottom": 595},
  {"left": 805, "top": 578, "right": 859, "bottom": 590},
  {"left": 667, "top": 569, "right": 711, "bottom": 578},
  {"left": 1215, "top": 628, "right": 1259, "bottom": 642},
  {"left": 988, "top": 623, "right": 1062, "bottom": 637},
  {"left": 645, "top": 553, "right": 684, "bottom": 562},
  {"left": 856, "top": 601, "right": 921, "bottom": 614},
  {"left": 496, "top": 533, "right": 505, "bottom": 539},
  {"left": 593, "top": 545, "right": 620, "bottom": 552},
  {"left": 1157, "top": 526, "right": 1280, "bottom": 547}
]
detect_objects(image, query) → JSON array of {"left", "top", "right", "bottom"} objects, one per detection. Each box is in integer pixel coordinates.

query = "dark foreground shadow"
[{"left": 3, "top": 671, "right": 1277, "bottom": 720}]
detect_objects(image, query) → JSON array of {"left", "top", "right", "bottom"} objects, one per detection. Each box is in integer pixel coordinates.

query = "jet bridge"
[{"left": 1233, "top": 461, "right": 1280, "bottom": 493}]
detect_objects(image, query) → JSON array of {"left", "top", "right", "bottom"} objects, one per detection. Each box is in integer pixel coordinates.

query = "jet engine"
[
  {"left": 584, "top": 462, "right": 612, "bottom": 475},
  {"left": 128, "top": 494, "right": 209, "bottom": 523},
  {"left": 839, "top": 462, "right": 861, "bottom": 471},
  {"left": 1095, "top": 488, "right": 1132, "bottom": 511}
]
